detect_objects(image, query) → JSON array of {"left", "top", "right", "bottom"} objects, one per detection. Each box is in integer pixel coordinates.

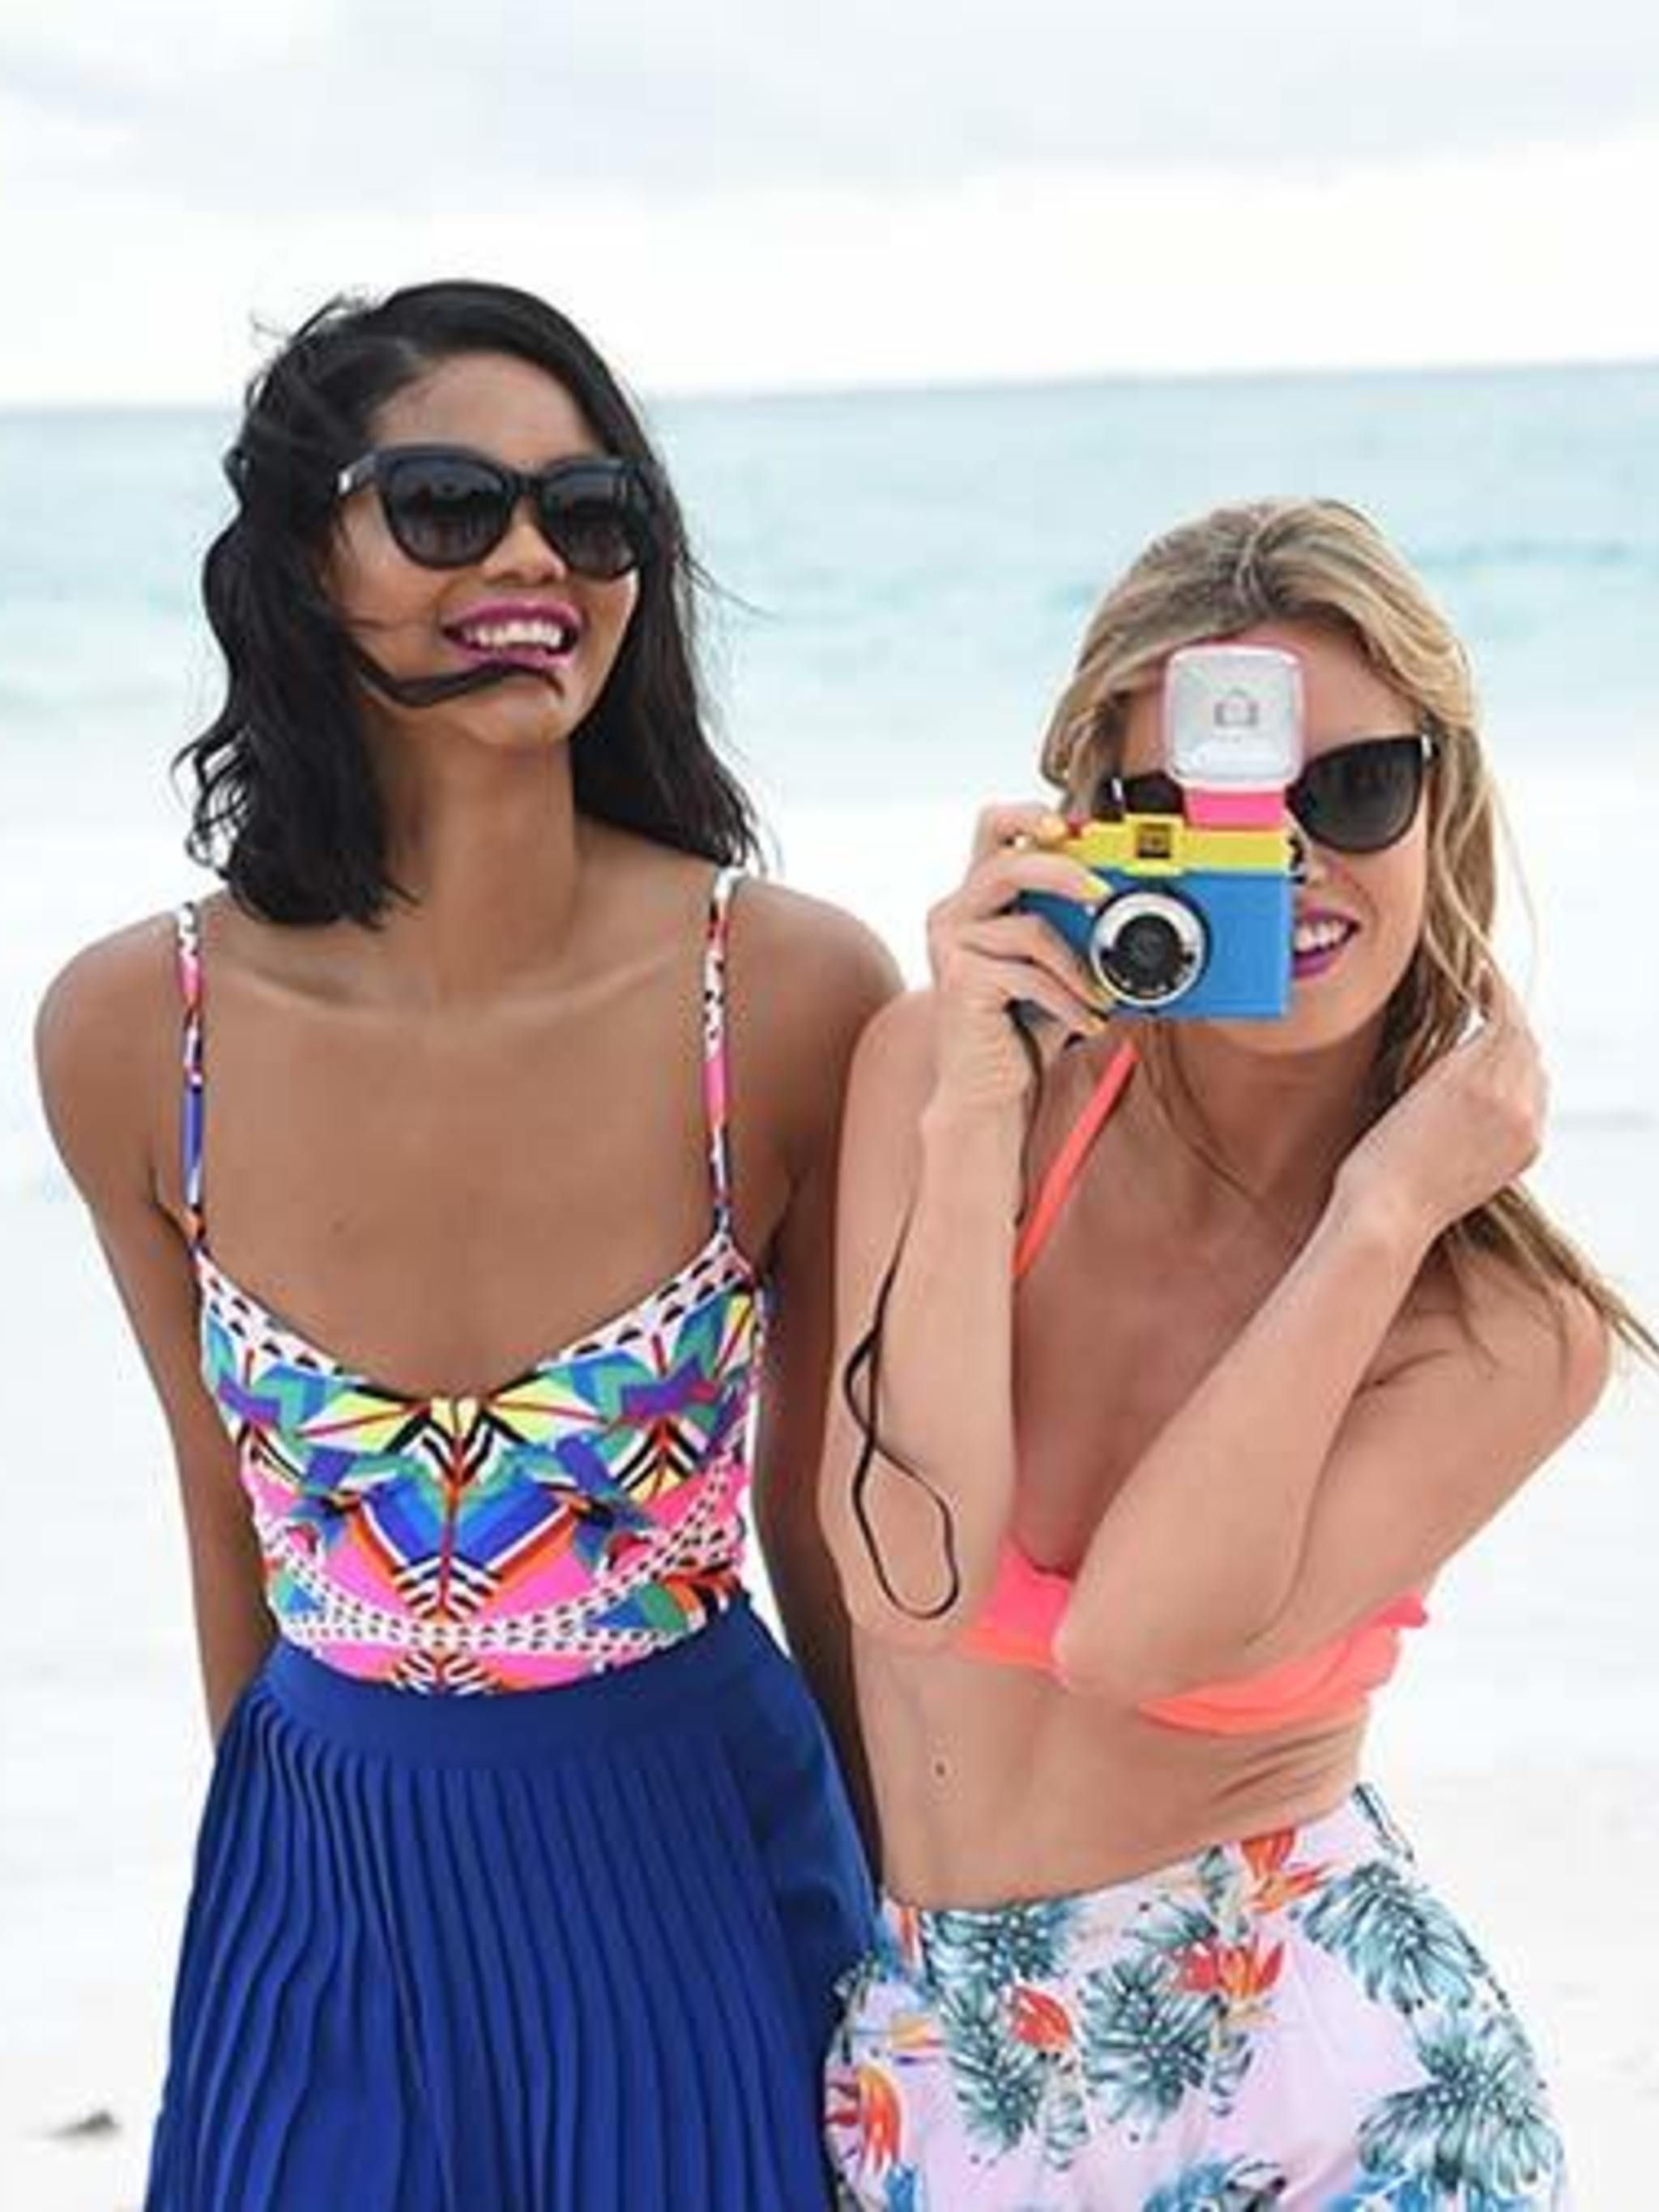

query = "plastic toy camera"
[{"left": 1024, "top": 644, "right": 1303, "bottom": 1019}]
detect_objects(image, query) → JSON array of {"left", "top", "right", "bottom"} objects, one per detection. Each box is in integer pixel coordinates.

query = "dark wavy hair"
[{"left": 181, "top": 280, "right": 761, "bottom": 921}]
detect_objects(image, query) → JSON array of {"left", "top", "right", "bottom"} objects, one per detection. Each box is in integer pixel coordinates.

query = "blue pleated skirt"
[{"left": 144, "top": 1598, "right": 872, "bottom": 2212}]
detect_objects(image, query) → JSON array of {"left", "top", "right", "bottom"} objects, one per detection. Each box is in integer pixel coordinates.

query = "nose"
[
  {"left": 485, "top": 493, "right": 568, "bottom": 579},
  {"left": 1288, "top": 823, "right": 1328, "bottom": 886}
]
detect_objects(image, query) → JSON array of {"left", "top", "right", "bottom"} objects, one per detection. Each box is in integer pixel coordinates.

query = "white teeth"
[
  {"left": 1294, "top": 917, "right": 1355, "bottom": 955},
  {"left": 455, "top": 618, "right": 574, "bottom": 652}
]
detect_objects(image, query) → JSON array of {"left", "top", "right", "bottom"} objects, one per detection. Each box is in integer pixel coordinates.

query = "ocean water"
[
  {"left": 2, "top": 366, "right": 1657, "bottom": 2201},
  {"left": 2, "top": 362, "right": 1656, "bottom": 1160}
]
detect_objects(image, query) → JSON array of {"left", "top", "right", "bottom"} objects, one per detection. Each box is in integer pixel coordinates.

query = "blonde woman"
[{"left": 820, "top": 500, "right": 1648, "bottom": 2208}]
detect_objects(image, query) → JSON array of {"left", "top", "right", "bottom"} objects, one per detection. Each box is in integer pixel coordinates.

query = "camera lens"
[
  {"left": 1116, "top": 915, "right": 1187, "bottom": 989},
  {"left": 1090, "top": 891, "right": 1206, "bottom": 1007}
]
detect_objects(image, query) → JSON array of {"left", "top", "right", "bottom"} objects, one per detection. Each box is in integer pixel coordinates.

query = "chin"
[{"left": 458, "top": 680, "right": 588, "bottom": 749}]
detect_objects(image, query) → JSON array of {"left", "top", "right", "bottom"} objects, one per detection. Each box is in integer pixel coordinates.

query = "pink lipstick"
[{"left": 441, "top": 598, "right": 584, "bottom": 675}]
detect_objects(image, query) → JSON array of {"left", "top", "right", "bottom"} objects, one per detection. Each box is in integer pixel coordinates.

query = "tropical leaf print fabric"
[{"left": 825, "top": 1788, "right": 1568, "bottom": 2210}]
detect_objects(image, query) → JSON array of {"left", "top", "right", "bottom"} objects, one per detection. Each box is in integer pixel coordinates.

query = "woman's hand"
[
  {"left": 1338, "top": 973, "right": 1546, "bottom": 1242},
  {"left": 925, "top": 803, "right": 1108, "bottom": 1112}
]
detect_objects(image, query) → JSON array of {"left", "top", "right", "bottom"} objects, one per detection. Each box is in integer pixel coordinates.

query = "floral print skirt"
[{"left": 825, "top": 1786, "right": 1567, "bottom": 2210}]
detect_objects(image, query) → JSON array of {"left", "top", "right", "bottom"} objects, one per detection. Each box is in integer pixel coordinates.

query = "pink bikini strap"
[{"left": 1013, "top": 1040, "right": 1138, "bottom": 1281}]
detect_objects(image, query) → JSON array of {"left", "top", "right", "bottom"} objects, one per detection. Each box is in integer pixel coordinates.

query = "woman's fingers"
[
  {"left": 933, "top": 959, "right": 1106, "bottom": 1040},
  {"left": 925, "top": 802, "right": 1115, "bottom": 1107},
  {"left": 1347, "top": 966, "right": 1548, "bottom": 1229},
  {"left": 947, "top": 912, "right": 1106, "bottom": 1010},
  {"left": 933, "top": 850, "right": 1100, "bottom": 937},
  {"left": 967, "top": 801, "right": 1073, "bottom": 868},
  {"left": 1476, "top": 967, "right": 1533, "bottom": 1043}
]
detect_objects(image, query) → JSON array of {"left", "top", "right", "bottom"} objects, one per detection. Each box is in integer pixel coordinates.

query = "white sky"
[{"left": 2, "top": 0, "right": 1657, "bottom": 401}]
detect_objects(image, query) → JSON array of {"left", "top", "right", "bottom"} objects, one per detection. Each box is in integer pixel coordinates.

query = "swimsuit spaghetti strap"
[
  {"left": 1013, "top": 1039, "right": 1137, "bottom": 1280},
  {"left": 173, "top": 902, "right": 207, "bottom": 1252},
  {"left": 702, "top": 865, "right": 742, "bottom": 1241}
]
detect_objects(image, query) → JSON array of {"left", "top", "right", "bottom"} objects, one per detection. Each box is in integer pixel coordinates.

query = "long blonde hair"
[{"left": 1040, "top": 496, "right": 1653, "bottom": 1360}]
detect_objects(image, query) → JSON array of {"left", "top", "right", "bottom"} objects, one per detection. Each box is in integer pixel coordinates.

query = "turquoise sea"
[
  {"left": 2, "top": 365, "right": 1657, "bottom": 2203},
  {"left": 2, "top": 362, "right": 1657, "bottom": 1163},
  {"left": 3, "top": 363, "right": 1657, "bottom": 816}
]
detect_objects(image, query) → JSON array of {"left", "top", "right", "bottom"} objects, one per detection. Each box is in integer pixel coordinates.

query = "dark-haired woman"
[{"left": 36, "top": 280, "right": 896, "bottom": 2212}]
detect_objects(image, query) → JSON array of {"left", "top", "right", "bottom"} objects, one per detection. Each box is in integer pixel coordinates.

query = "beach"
[{"left": 2, "top": 366, "right": 1656, "bottom": 2205}]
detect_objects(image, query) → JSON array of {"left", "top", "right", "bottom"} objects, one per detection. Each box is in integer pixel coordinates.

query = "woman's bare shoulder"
[
  {"left": 36, "top": 908, "right": 186, "bottom": 1067},
  {"left": 35, "top": 909, "right": 186, "bottom": 1202},
  {"left": 731, "top": 878, "right": 899, "bottom": 1002},
  {"left": 727, "top": 880, "right": 903, "bottom": 1074}
]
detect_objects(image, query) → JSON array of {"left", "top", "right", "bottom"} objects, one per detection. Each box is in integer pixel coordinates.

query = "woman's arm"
[
  {"left": 816, "top": 999, "right": 1026, "bottom": 1642},
  {"left": 817, "top": 807, "right": 1107, "bottom": 1647},
  {"left": 36, "top": 928, "right": 271, "bottom": 1737},
  {"left": 740, "top": 892, "right": 901, "bottom": 1843},
  {"left": 1055, "top": 988, "right": 1610, "bottom": 1702}
]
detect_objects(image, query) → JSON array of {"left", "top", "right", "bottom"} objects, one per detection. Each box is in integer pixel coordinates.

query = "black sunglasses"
[
  {"left": 335, "top": 444, "right": 658, "bottom": 579},
  {"left": 1107, "top": 732, "right": 1436, "bottom": 855}
]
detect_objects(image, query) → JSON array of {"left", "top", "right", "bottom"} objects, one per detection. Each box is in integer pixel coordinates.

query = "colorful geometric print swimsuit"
[{"left": 174, "top": 867, "right": 762, "bottom": 1694}]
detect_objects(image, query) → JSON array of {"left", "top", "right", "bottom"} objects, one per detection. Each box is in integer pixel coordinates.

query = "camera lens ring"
[{"left": 1088, "top": 890, "right": 1207, "bottom": 1007}]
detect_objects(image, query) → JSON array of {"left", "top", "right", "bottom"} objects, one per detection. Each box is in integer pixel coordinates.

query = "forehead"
[
  {"left": 1118, "top": 617, "right": 1414, "bottom": 768},
  {"left": 369, "top": 350, "right": 600, "bottom": 466}
]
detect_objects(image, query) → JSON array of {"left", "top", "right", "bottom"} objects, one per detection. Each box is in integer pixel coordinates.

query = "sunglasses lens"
[
  {"left": 1111, "top": 771, "right": 1185, "bottom": 816},
  {"left": 538, "top": 464, "right": 649, "bottom": 579},
  {"left": 1293, "top": 738, "right": 1425, "bottom": 852},
  {"left": 382, "top": 455, "right": 509, "bottom": 567}
]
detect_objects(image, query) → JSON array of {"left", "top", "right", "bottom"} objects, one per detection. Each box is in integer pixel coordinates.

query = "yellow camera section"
[{"left": 1063, "top": 816, "right": 1291, "bottom": 880}]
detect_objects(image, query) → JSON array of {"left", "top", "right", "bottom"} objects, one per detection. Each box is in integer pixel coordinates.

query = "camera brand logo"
[{"left": 1215, "top": 688, "right": 1261, "bottom": 728}]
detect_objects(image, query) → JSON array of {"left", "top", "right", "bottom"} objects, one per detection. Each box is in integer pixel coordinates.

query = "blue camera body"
[
  {"left": 1022, "top": 813, "right": 1294, "bottom": 1020},
  {"left": 1022, "top": 643, "right": 1303, "bottom": 1021}
]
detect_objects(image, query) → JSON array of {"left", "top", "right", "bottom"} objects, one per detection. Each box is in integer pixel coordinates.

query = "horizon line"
[{"left": 2, "top": 350, "right": 1655, "bottom": 416}]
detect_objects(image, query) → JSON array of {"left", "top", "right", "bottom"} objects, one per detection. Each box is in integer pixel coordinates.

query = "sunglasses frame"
[
  {"left": 1107, "top": 730, "right": 1438, "bottom": 855},
  {"left": 335, "top": 444, "right": 659, "bottom": 577}
]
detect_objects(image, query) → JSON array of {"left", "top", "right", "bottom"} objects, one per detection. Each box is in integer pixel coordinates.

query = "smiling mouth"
[
  {"left": 1292, "top": 913, "right": 1359, "bottom": 974},
  {"left": 441, "top": 613, "right": 582, "bottom": 673}
]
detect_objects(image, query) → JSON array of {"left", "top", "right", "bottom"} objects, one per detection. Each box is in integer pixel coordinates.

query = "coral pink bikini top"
[{"left": 961, "top": 1040, "right": 1427, "bottom": 1735}]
